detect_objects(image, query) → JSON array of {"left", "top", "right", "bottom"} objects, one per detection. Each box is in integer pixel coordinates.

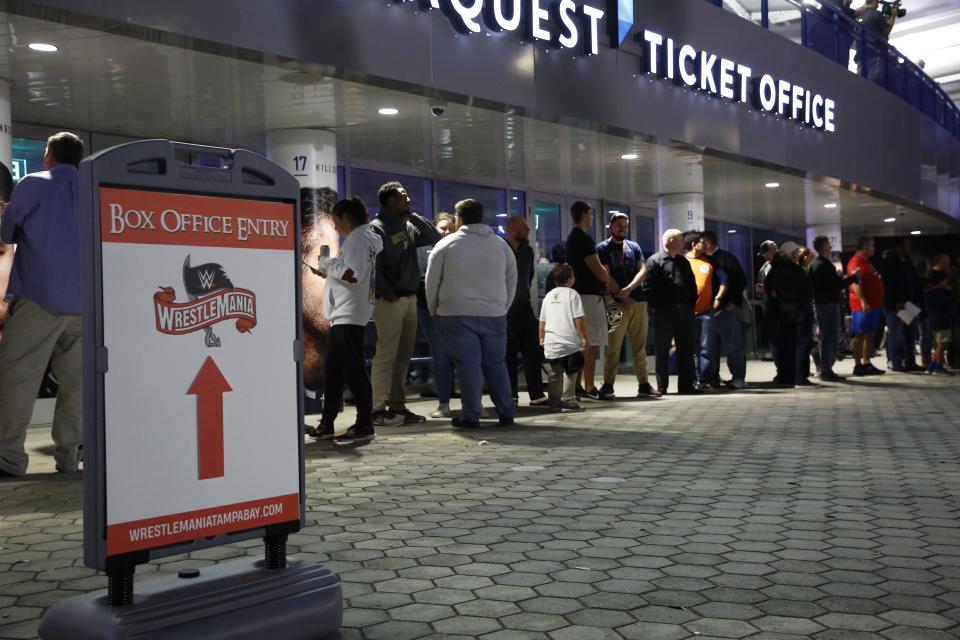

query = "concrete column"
[
  {"left": 803, "top": 180, "right": 842, "bottom": 251},
  {"left": 655, "top": 147, "right": 704, "bottom": 233},
  {"left": 0, "top": 79, "right": 12, "bottom": 201},
  {"left": 266, "top": 129, "right": 338, "bottom": 228}
]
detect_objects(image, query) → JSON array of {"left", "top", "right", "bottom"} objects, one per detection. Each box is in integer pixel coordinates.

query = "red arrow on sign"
[{"left": 187, "top": 356, "right": 233, "bottom": 480}]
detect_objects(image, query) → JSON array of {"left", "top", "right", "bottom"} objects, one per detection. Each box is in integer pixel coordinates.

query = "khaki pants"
[
  {"left": 0, "top": 298, "right": 82, "bottom": 475},
  {"left": 371, "top": 295, "right": 418, "bottom": 411},
  {"left": 547, "top": 362, "right": 578, "bottom": 405},
  {"left": 603, "top": 301, "right": 649, "bottom": 385}
]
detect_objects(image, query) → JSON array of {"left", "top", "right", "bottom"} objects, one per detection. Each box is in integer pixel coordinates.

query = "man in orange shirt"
[
  {"left": 848, "top": 236, "right": 886, "bottom": 376},
  {"left": 686, "top": 232, "right": 715, "bottom": 389}
]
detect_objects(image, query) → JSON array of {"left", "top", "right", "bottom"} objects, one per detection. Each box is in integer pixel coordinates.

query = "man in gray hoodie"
[
  {"left": 370, "top": 181, "right": 442, "bottom": 427},
  {"left": 426, "top": 199, "right": 518, "bottom": 428}
]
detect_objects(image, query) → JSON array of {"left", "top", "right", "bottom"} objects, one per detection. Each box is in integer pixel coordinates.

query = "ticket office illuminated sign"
[
  {"left": 642, "top": 30, "right": 836, "bottom": 133},
  {"left": 396, "top": 0, "right": 606, "bottom": 55}
]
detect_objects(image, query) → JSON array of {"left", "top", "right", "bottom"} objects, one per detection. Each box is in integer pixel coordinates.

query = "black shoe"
[
  {"left": 451, "top": 417, "right": 480, "bottom": 429},
  {"left": 866, "top": 364, "right": 886, "bottom": 375},
  {"left": 819, "top": 371, "right": 845, "bottom": 382},
  {"left": 795, "top": 379, "right": 818, "bottom": 387},
  {"left": 890, "top": 365, "right": 908, "bottom": 373},
  {"left": 372, "top": 410, "right": 405, "bottom": 427},
  {"left": 904, "top": 363, "right": 924, "bottom": 373},
  {"left": 580, "top": 387, "right": 601, "bottom": 401},
  {"left": 0, "top": 468, "right": 20, "bottom": 478},
  {"left": 499, "top": 416, "right": 515, "bottom": 426},
  {"left": 597, "top": 383, "right": 616, "bottom": 400},
  {"left": 308, "top": 424, "right": 335, "bottom": 441},
  {"left": 678, "top": 387, "right": 702, "bottom": 395},
  {"left": 852, "top": 364, "right": 868, "bottom": 377},
  {"left": 333, "top": 426, "right": 375, "bottom": 444},
  {"left": 392, "top": 407, "right": 427, "bottom": 424},
  {"left": 637, "top": 383, "right": 662, "bottom": 398}
]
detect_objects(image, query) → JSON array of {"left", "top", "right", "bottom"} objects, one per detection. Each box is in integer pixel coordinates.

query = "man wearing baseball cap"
[{"left": 756, "top": 241, "right": 779, "bottom": 375}]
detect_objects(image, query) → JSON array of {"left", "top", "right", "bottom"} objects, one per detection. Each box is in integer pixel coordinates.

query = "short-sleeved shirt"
[
  {"left": 597, "top": 238, "right": 646, "bottom": 301},
  {"left": 848, "top": 253, "right": 883, "bottom": 312},
  {"left": 566, "top": 227, "right": 604, "bottom": 296},
  {"left": 688, "top": 256, "right": 714, "bottom": 315},
  {"left": 539, "top": 286, "right": 584, "bottom": 359}
]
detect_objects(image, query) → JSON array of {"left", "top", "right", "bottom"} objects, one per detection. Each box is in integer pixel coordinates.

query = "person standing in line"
[
  {"left": 564, "top": 201, "right": 620, "bottom": 400},
  {"left": 881, "top": 238, "right": 922, "bottom": 372},
  {"left": 923, "top": 269, "right": 955, "bottom": 376},
  {"left": 848, "top": 236, "right": 885, "bottom": 376},
  {"left": 701, "top": 230, "right": 748, "bottom": 389},
  {"left": 646, "top": 229, "right": 699, "bottom": 395},
  {"left": 539, "top": 264, "right": 588, "bottom": 412},
  {"left": 764, "top": 241, "right": 813, "bottom": 388},
  {"left": 809, "top": 235, "right": 860, "bottom": 381},
  {"left": 426, "top": 199, "right": 517, "bottom": 429},
  {"left": 0, "top": 132, "right": 84, "bottom": 476},
  {"left": 796, "top": 246, "right": 818, "bottom": 385},
  {"left": 370, "top": 181, "right": 442, "bottom": 427},
  {"left": 417, "top": 212, "right": 458, "bottom": 418},
  {"left": 685, "top": 232, "right": 716, "bottom": 389},
  {"left": 309, "top": 198, "right": 384, "bottom": 444},
  {"left": 505, "top": 216, "right": 547, "bottom": 407},
  {"left": 596, "top": 213, "right": 659, "bottom": 399},
  {"left": 755, "top": 240, "right": 779, "bottom": 375}
]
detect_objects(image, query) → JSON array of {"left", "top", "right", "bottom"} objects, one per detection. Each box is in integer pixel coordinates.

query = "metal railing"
[{"left": 704, "top": 0, "right": 960, "bottom": 140}]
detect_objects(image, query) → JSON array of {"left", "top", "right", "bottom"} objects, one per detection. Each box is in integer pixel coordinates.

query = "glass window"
[
  {"left": 11, "top": 137, "right": 47, "bottom": 183},
  {"left": 436, "top": 181, "right": 507, "bottom": 235},
  {"left": 632, "top": 215, "right": 656, "bottom": 258},
  {"left": 349, "top": 168, "right": 433, "bottom": 219},
  {"left": 509, "top": 190, "right": 525, "bottom": 218}
]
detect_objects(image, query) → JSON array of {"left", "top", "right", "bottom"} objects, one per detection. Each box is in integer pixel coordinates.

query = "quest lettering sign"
[{"left": 394, "top": 0, "right": 837, "bottom": 133}]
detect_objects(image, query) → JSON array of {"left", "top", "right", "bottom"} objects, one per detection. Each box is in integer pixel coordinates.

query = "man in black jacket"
[
  {"left": 505, "top": 216, "right": 546, "bottom": 406},
  {"left": 765, "top": 242, "right": 814, "bottom": 387},
  {"left": 702, "top": 231, "right": 748, "bottom": 389},
  {"left": 370, "top": 181, "right": 442, "bottom": 426},
  {"left": 809, "top": 235, "right": 860, "bottom": 381},
  {"left": 881, "top": 239, "right": 922, "bottom": 372},
  {"left": 646, "top": 229, "right": 699, "bottom": 395}
]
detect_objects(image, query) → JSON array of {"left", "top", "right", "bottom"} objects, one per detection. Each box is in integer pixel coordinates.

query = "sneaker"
[
  {"left": 852, "top": 364, "right": 868, "bottom": 376},
  {"left": 556, "top": 401, "right": 585, "bottom": 413},
  {"left": 498, "top": 416, "right": 515, "bottom": 426},
  {"left": 451, "top": 416, "right": 480, "bottom": 429},
  {"left": 431, "top": 404, "right": 451, "bottom": 419},
  {"left": 333, "top": 426, "right": 375, "bottom": 444},
  {"left": 580, "top": 387, "right": 601, "bottom": 401},
  {"left": 392, "top": 407, "right": 427, "bottom": 424},
  {"left": 308, "top": 424, "right": 335, "bottom": 441},
  {"left": 932, "top": 364, "right": 953, "bottom": 376},
  {"left": 597, "top": 383, "right": 616, "bottom": 400},
  {"left": 865, "top": 364, "right": 886, "bottom": 376},
  {"left": 819, "top": 371, "right": 845, "bottom": 382},
  {"left": 372, "top": 410, "right": 405, "bottom": 427},
  {"left": 926, "top": 365, "right": 936, "bottom": 375},
  {"left": 729, "top": 379, "right": 746, "bottom": 390},
  {"left": 904, "top": 362, "right": 925, "bottom": 373},
  {"left": 638, "top": 383, "right": 662, "bottom": 398},
  {"left": 795, "top": 379, "right": 818, "bottom": 388}
]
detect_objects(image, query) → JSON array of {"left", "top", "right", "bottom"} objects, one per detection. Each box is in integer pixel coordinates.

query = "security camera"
[{"left": 429, "top": 99, "right": 447, "bottom": 118}]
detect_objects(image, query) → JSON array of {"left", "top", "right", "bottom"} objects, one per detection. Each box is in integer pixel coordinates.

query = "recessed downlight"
[
  {"left": 28, "top": 42, "right": 58, "bottom": 52},
  {"left": 911, "top": 230, "right": 922, "bottom": 235},
  {"left": 823, "top": 203, "right": 838, "bottom": 209},
  {"left": 764, "top": 182, "right": 780, "bottom": 188},
  {"left": 728, "top": 229, "right": 737, "bottom": 234},
  {"left": 377, "top": 107, "right": 399, "bottom": 116},
  {"left": 621, "top": 153, "right": 638, "bottom": 160},
  {"left": 884, "top": 217, "right": 896, "bottom": 223}
]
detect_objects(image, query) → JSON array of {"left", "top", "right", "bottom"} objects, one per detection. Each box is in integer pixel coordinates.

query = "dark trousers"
[
  {"left": 654, "top": 305, "right": 697, "bottom": 393},
  {"left": 796, "top": 314, "right": 813, "bottom": 382},
  {"left": 776, "top": 320, "right": 798, "bottom": 386},
  {"left": 506, "top": 307, "right": 545, "bottom": 400},
  {"left": 321, "top": 324, "right": 373, "bottom": 429}
]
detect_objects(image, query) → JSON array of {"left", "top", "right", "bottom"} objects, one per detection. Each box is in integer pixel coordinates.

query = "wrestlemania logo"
[{"left": 153, "top": 256, "right": 257, "bottom": 347}]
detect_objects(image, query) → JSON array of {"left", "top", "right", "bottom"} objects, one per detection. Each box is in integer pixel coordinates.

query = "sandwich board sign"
[{"left": 39, "top": 140, "right": 341, "bottom": 639}]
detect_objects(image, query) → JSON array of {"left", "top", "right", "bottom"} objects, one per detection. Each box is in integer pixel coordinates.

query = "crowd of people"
[{"left": 310, "top": 181, "right": 959, "bottom": 445}]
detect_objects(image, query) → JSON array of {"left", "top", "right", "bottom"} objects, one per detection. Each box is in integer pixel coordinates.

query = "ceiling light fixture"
[
  {"left": 764, "top": 182, "right": 780, "bottom": 188},
  {"left": 728, "top": 229, "right": 738, "bottom": 234},
  {"left": 911, "top": 230, "right": 922, "bottom": 235},
  {"left": 377, "top": 107, "right": 399, "bottom": 116},
  {"left": 823, "top": 203, "right": 837, "bottom": 209},
  {"left": 621, "top": 153, "right": 638, "bottom": 160},
  {"left": 884, "top": 217, "right": 896, "bottom": 223},
  {"left": 28, "top": 42, "right": 58, "bottom": 52}
]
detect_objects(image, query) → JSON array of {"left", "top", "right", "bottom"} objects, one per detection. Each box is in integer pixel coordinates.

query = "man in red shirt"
[{"left": 848, "top": 236, "right": 885, "bottom": 376}]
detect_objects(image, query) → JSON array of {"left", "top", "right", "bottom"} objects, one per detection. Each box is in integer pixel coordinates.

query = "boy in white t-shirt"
[{"left": 539, "top": 264, "right": 589, "bottom": 412}]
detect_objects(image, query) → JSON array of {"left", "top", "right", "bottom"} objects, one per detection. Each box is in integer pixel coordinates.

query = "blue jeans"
[
  {"left": 435, "top": 315, "right": 515, "bottom": 423},
  {"left": 418, "top": 306, "right": 454, "bottom": 403},
  {"left": 815, "top": 303, "right": 840, "bottom": 376},
  {"left": 695, "top": 313, "right": 713, "bottom": 385},
  {"left": 708, "top": 307, "right": 746, "bottom": 383},
  {"left": 885, "top": 310, "right": 906, "bottom": 368}
]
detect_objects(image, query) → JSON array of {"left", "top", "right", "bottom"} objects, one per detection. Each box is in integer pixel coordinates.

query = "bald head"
[
  {"left": 663, "top": 229, "right": 684, "bottom": 256},
  {"left": 506, "top": 215, "right": 530, "bottom": 242}
]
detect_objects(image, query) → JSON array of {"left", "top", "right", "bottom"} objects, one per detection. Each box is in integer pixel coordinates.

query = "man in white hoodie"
[
  {"left": 426, "top": 199, "right": 517, "bottom": 429},
  {"left": 310, "top": 197, "right": 384, "bottom": 443}
]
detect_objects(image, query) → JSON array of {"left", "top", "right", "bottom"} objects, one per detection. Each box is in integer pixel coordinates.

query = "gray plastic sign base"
[{"left": 38, "top": 557, "right": 342, "bottom": 639}]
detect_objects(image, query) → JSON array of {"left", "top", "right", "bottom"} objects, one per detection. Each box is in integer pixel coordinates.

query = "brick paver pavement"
[{"left": 1, "top": 362, "right": 959, "bottom": 639}]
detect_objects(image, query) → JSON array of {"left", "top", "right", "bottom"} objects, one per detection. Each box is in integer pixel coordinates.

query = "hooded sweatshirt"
[
  {"left": 425, "top": 224, "right": 517, "bottom": 317},
  {"left": 370, "top": 209, "right": 441, "bottom": 299},
  {"left": 318, "top": 223, "right": 384, "bottom": 326}
]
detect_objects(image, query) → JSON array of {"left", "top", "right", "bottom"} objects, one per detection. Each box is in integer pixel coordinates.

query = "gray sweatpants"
[{"left": 0, "top": 298, "right": 82, "bottom": 475}]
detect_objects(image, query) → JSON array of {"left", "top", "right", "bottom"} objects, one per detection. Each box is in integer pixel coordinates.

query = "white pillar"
[
  {"left": 0, "top": 79, "right": 12, "bottom": 201},
  {"left": 655, "top": 147, "right": 705, "bottom": 233},
  {"left": 803, "top": 180, "right": 842, "bottom": 251},
  {"left": 266, "top": 129, "right": 338, "bottom": 227}
]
